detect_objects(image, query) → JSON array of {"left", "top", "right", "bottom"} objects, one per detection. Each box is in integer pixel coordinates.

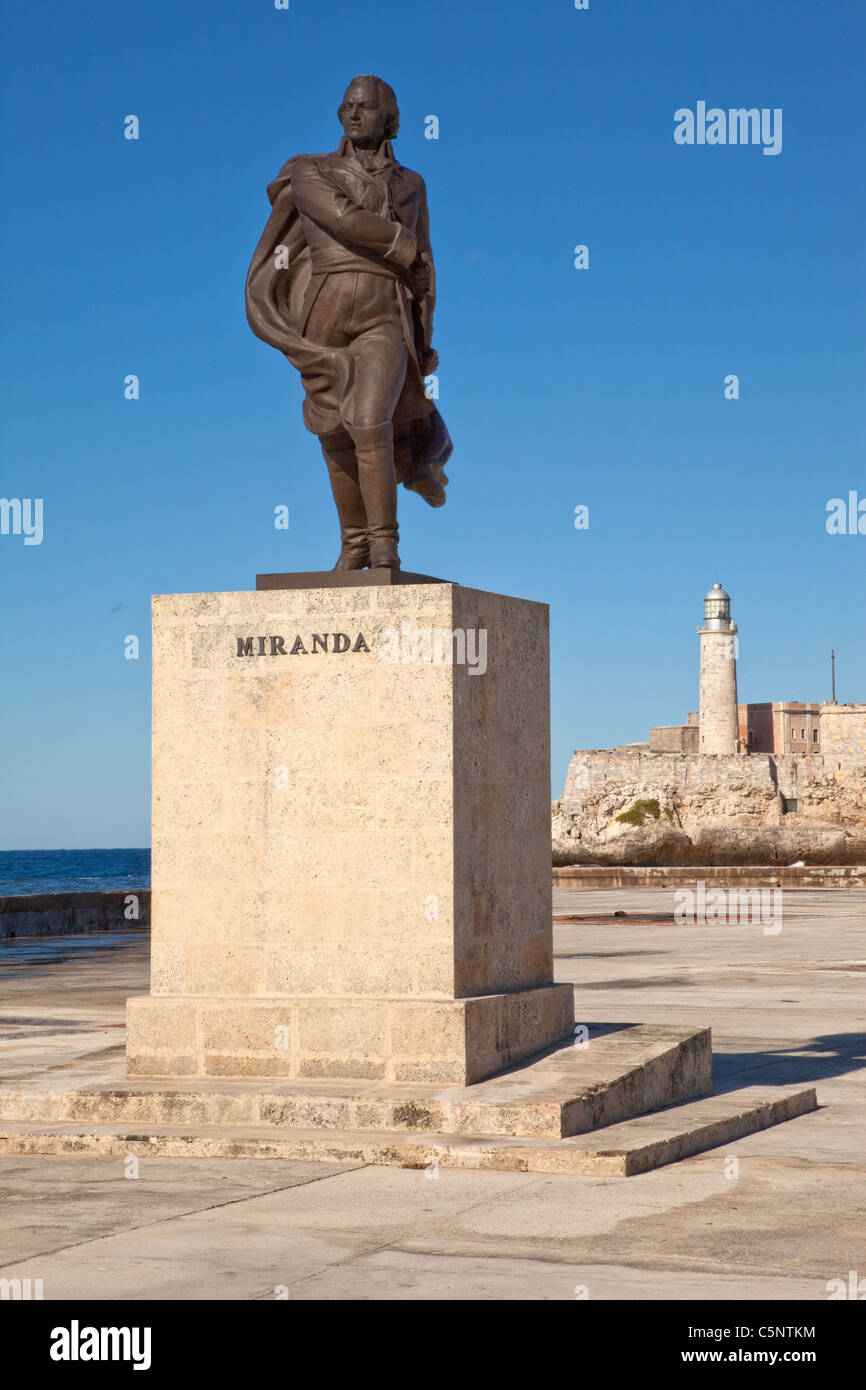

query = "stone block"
[{"left": 127, "top": 583, "right": 574, "bottom": 1082}]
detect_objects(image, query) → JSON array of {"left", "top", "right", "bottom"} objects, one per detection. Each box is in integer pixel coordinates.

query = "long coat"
[{"left": 245, "top": 138, "right": 452, "bottom": 492}]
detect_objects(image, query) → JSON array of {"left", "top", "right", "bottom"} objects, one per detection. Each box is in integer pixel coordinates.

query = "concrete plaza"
[{"left": 0, "top": 886, "right": 863, "bottom": 1300}]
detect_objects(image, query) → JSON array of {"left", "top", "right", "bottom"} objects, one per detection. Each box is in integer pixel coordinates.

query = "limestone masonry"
[
  {"left": 698, "top": 582, "right": 739, "bottom": 754},
  {"left": 554, "top": 582, "right": 866, "bottom": 865},
  {"left": 128, "top": 582, "right": 573, "bottom": 1083}
]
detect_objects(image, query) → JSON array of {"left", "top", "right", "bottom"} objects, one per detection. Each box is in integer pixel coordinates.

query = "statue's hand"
[
  {"left": 408, "top": 258, "right": 432, "bottom": 299},
  {"left": 421, "top": 349, "right": 439, "bottom": 374}
]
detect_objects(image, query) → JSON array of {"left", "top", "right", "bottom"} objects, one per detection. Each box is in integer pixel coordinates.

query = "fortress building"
[
  {"left": 698, "top": 583, "right": 740, "bottom": 754},
  {"left": 554, "top": 579, "right": 866, "bottom": 865},
  {"left": 739, "top": 703, "right": 822, "bottom": 755},
  {"left": 649, "top": 582, "right": 740, "bottom": 755},
  {"left": 646, "top": 581, "right": 866, "bottom": 760},
  {"left": 644, "top": 581, "right": 866, "bottom": 767}
]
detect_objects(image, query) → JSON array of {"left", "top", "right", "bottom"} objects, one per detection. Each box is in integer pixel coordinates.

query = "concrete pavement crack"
[
  {"left": 259, "top": 1171, "right": 553, "bottom": 1297},
  {"left": 0, "top": 1162, "right": 371, "bottom": 1272}
]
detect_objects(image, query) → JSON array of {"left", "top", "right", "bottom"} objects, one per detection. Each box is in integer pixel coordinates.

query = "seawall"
[{"left": 0, "top": 890, "right": 151, "bottom": 938}]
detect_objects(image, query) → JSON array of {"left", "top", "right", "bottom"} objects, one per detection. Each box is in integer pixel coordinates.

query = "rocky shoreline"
[{"left": 553, "top": 748, "right": 866, "bottom": 867}]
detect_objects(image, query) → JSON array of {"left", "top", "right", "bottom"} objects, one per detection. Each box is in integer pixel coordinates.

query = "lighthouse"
[{"left": 699, "top": 582, "right": 739, "bottom": 754}]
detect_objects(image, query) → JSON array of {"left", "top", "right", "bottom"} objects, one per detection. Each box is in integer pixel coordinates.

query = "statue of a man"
[{"left": 246, "top": 75, "right": 452, "bottom": 571}]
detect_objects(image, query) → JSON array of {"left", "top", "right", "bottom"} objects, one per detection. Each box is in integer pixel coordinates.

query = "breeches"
[{"left": 303, "top": 271, "right": 409, "bottom": 429}]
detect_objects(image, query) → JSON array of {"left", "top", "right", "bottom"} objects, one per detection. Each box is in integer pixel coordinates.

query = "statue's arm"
[
  {"left": 414, "top": 182, "right": 437, "bottom": 366},
  {"left": 292, "top": 160, "right": 418, "bottom": 270},
  {"left": 415, "top": 184, "right": 434, "bottom": 283}
]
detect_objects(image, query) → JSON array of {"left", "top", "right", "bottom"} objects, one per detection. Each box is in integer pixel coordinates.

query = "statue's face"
[{"left": 340, "top": 81, "right": 388, "bottom": 148}]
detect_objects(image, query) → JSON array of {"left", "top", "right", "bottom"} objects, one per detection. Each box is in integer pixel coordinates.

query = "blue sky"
[{"left": 1, "top": 0, "right": 863, "bottom": 849}]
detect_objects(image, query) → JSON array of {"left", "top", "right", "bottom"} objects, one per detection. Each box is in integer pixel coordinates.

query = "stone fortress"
[{"left": 553, "top": 583, "right": 866, "bottom": 866}]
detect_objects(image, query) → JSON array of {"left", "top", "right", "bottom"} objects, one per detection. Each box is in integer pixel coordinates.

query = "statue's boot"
[
  {"left": 320, "top": 430, "right": 369, "bottom": 570},
  {"left": 346, "top": 420, "right": 400, "bottom": 570}
]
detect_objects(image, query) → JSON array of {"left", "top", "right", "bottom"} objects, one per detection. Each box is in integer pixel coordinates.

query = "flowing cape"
[{"left": 245, "top": 155, "right": 452, "bottom": 496}]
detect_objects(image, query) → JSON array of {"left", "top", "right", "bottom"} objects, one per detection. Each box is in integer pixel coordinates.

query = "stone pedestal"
[{"left": 127, "top": 582, "right": 574, "bottom": 1084}]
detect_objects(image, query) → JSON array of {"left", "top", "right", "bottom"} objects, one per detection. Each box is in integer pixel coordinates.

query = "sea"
[{"left": 0, "top": 849, "right": 151, "bottom": 897}]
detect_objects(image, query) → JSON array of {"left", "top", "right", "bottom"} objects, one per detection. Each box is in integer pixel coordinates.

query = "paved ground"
[{"left": 0, "top": 888, "right": 864, "bottom": 1300}]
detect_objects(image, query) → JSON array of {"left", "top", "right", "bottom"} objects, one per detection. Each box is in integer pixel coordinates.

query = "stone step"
[
  {"left": 0, "top": 1023, "right": 711, "bottom": 1140},
  {"left": 0, "top": 1086, "right": 817, "bottom": 1176}
]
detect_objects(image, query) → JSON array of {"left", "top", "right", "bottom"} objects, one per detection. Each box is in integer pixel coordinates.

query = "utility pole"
[{"left": 831, "top": 649, "right": 836, "bottom": 703}]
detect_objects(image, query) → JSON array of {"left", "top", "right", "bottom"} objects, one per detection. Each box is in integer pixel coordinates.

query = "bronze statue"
[{"left": 246, "top": 76, "right": 452, "bottom": 571}]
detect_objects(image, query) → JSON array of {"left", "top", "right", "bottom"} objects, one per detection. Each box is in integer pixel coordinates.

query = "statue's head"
[{"left": 338, "top": 75, "right": 399, "bottom": 148}]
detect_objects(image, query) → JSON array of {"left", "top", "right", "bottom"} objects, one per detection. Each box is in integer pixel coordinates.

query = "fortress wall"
[
  {"left": 820, "top": 704, "right": 866, "bottom": 767},
  {"left": 554, "top": 747, "right": 866, "bottom": 866}
]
